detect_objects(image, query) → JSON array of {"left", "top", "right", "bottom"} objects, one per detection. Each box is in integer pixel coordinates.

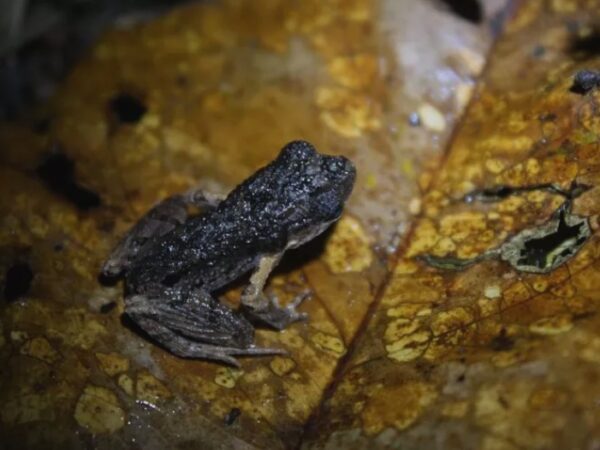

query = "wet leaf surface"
[{"left": 1, "top": 0, "right": 599, "bottom": 449}]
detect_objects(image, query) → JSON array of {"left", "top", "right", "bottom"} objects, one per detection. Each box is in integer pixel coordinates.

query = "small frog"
[{"left": 102, "top": 141, "right": 356, "bottom": 366}]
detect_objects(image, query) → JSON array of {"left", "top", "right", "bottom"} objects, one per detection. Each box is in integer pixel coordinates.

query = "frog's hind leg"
[
  {"left": 125, "top": 290, "right": 285, "bottom": 367},
  {"left": 241, "top": 254, "right": 310, "bottom": 330},
  {"left": 102, "top": 189, "right": 225, "bottom": 277}
]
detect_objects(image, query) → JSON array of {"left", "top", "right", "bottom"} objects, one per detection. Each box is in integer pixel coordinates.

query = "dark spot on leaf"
[
  {"left": 224, "top": 407, "right": 241, "bottom": 426},
  {"left": 176, "top": 75, "right": 188, "bottom": 87},
  {"left": 570, "top": 69, "right": 600, "bottom": 95},
  {"left": 538, "top": 112, "right": 556, "bottom": 122},
  {"left": 489, "top": 328, "right": 514, "bottom": 351},
  {"left": 100, "top": 301, "right": 117, "bottom": 314},
  {"left": 569, "top": 27, "right": 600, "bottom": 60},
  {"left": 415, "top": 360, "right": 436, "bottom": 380},
  {"left": 456, "top": 373, "right": 466, "bottom": 383},
  {"left": 532, "top": 45, "right": 546, "bottom": 58},
  {"left": 439, "top": 0, "right": 482, "bottom": 24},
  {"left": 4, "top": 262, "right": 34, "bottom": 302},
  {"left": 37, "top": 153, "right": 101, "bottom": 210},
  {"left": 109, "top": 93, "right": 147, "bottom": 124}
]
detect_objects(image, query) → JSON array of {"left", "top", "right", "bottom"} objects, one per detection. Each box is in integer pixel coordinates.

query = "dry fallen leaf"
[{"left": 1, "top": 0, "right": 599, "bottom": 449}]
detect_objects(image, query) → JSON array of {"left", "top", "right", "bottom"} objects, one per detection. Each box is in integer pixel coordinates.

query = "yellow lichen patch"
[
  {"left": 361, "top": 381, "right": 438, "bottom": 435},
  {"left": 386, "top": 303, "right": 432, "bottom": 319},
  {"left": 244, "top": 365, "right": 271, "bottom": 384},
  {"left": 136, "top": 371, "right": 172, "bottom": 404},
  {"left": 496, "top": 195, "right": 525, "bottom": 213},
  {"left": 311, "top": 331, "right": 346, "bottom": 355},
  {"left": 315, "top": 86, "right": 381, "bottom": 137},
  {"left": 381, "top": 275, "right": 442, "bottom": 308},
  {"left": 74, "top": 385, "right": 125, "bottom": 434},
  {"left": 323, "top": 215, "right": 373, "bottom": 273},
  {"left": 394, "top": 259, "right": 419, "bottom": 275},
  {"left": 484, "top": 284, "right": 502, "bottom": 299},
  {"left": 327, "top": 54, "right": 377, "bottom": 89},
  {"left": 385, "top": 329, "right": 431, "bottom": 363},
  {"left": 214, "top": 367, "right": 244, "bottom": 389},
  {"left": 384, "top": 318, "right": 421, "bottom": 342},
  {"left": 438, "top": 212, "right": 487, "bottom": 241},
  {"left": 529, "top": 314, "right": 573, "bottom": 335},
  {"left": 484, "top": 158, "right": 506, "bottom": 174},
  {"left": 46, "top": 308, "right": 107, "bottom": 350},
  {"left": 20, "top": 337, "right": 59, "bottom": 364},
  {"left": 117, "top": 374, "right": 134, "bottom": 396},
  {"left": 430, "top": 236, "right": 457, "bottom": 257},
  {"left": 501, "top": 281, "right": 532, "bottom": 309},
  {"left": 270, "top": 356, "right": 296, "bottom": 376},
  {"left": 96, "top": 352, "right": 129, "bottom": 376},
  {"left": 278, "top": 329, "right": 306, "bottom": 349},
  {"left": 430, "top": 307, "right": 474, "bottom": 337},
  {"left": 405, "top": 219, "right": 439, "bottom": 257}
]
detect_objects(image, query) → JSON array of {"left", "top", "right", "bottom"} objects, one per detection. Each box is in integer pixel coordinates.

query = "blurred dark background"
[
  {"left": 0, "top": 0, "right": 490, "bottom": 121},
  {"left": 0, "top": 0, "right": 195, "bottom": 120}
]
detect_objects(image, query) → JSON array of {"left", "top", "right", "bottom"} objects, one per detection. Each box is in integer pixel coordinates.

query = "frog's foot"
[
  {"left": 125, "top": 292, "right": 285, "bottom": 366},
  {"left": 243, "top": 291, "right": 311, "bottom": 331}
]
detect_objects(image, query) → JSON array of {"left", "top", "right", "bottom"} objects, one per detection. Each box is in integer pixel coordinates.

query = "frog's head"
[{"left": 272, "top": 140, "right": 356, "bottom": 248}]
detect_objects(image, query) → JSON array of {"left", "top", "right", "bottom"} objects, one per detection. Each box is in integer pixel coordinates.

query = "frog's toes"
[{"left": 289, "top": 290, "right": 311, "bottom": 309}]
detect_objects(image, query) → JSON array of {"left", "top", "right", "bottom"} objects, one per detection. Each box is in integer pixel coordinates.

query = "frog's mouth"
[
  {"left": 286, "top": 219, "right": 338, "bottom": 250},
  {"left": 339, "top": 156, "right": 356, "bottom": 200},
  {"left": 324, "top": 154, "right": 356, "bottom": 203}
]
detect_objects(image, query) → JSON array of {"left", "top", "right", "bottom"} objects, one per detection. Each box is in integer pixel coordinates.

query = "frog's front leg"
[
  {"left": 241, "top": 254, "right": 310, "bottom": 330},
  {"left": 125, "top": 289, "right": 285, "bottom": 366},
  {"left": 102, "top": 188, "right": 225, "bottom": 277}
]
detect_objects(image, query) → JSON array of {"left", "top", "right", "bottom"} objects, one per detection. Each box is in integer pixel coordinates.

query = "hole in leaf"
[
  {"left": 489, "top": 328, "right": 514, "bottom": 351},
  {"left": 517, "top": 212, "right": 585, "bottom": 269},
  {"left": 439, "top": 0, "right": 482, "bottom": 23},
  {"left": 569, "top": 27, "right": 600, "bottom": 59},
  {"left": 37, "top": 153, "right": 101, "bottom": 211},
  {"left": 109, "top": 93, "right": 147, "bottom": 124},
  {"left": 4, "top": 262, "right": 34, "bottom": 302}
]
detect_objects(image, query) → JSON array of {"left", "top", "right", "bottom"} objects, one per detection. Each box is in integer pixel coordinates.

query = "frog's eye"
[
  {"left": 314, "top": 189, "right": 343, "bottom": 219},
  {"left": 325, "top": 156, "right": 351, "bottom": 176}
]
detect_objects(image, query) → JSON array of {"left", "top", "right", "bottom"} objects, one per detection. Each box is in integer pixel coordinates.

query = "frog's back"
[{"left": 125, "top": 200, "right": 284, "bottom": 293}]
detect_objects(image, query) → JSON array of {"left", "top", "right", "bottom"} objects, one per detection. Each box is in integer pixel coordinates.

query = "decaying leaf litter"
[{"left": 1, "top": 1, "right": 600, "bottom": 449}]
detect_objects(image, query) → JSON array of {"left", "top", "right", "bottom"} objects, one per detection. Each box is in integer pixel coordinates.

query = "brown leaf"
[{"left": 3, "top": 1, "right": 599, "bottom": 449}]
